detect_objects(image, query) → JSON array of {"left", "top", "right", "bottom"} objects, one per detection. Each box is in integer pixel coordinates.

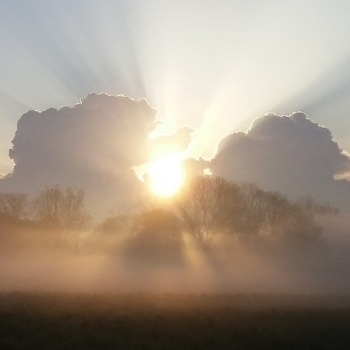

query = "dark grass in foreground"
[{"left": 1, "top": 293, "right": 350, "bottom": 349}]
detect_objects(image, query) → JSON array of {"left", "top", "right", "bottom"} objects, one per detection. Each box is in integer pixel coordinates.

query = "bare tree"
[
  {"left": 33, "top": 185, "right": 90, "bottom": 230},
  {"left": 174, "top": 176, "right": 242, "bottom": 242},
  {"left": 0, "top": 193, "right": 28, "bottom": 219},
  {"left": 173, "top": 176, "right": 322, "bottom": 245}
]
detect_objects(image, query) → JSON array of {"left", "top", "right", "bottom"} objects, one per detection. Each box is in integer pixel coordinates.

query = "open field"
[{"left": 0, "top": 293, "right": 350, "bottom": 349}]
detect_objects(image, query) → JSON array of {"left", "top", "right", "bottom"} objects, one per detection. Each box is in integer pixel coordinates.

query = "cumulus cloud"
[
  {"left": 211, "top": 112, "right": 350, "bottom": 210},
  {"left": 3, "top": 98, "right": 350, "bottom": 215},
  {"left": 0, "top": 93, "right": 163, "bottom": 216}
]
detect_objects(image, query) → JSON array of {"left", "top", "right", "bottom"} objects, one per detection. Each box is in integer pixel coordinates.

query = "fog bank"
[{"left": 1, "top": 213, "right": 350, "bottom": 295}]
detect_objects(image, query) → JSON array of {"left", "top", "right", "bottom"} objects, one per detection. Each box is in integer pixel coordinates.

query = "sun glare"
[{"left": 147, "top": 153, "right": 184, "bottom": 197}]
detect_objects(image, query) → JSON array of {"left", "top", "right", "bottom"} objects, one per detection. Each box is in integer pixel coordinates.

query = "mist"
[{"left": 1, "top": 210, "right": 350, "bottom": 296}]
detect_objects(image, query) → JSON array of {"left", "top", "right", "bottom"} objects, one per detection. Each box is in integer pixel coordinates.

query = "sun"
[{"left": 147, "top": 153, "right": 184, "bottom": 197}]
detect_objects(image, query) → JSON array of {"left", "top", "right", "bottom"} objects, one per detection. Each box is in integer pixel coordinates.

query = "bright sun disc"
[{"left": 147, "top": 154, "right": 184, "bottom": 197}]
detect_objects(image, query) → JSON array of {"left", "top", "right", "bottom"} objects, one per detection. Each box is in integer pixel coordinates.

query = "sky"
[{"left": 1, "top": 1, "right": 350, "bottom": 213}]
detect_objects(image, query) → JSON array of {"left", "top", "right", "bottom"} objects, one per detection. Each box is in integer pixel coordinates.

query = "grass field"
[{"left": 0, "top": 293, "right": 350, "bottom": 349}]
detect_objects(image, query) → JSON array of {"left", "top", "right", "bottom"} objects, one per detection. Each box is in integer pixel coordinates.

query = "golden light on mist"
[{"left": 147, "top": 153, "right": 184, "bottom": 197}]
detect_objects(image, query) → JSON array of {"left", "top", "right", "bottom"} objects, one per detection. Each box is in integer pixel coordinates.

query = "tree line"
[
  {"left": 0, "top": 186, "right": 89, "bottom": 231},
  {"left": 0, "top": 176, "right": 336, "bottom": 256},
  {"left": 98, "top": 176, "right": 335, "bottom": 263}
]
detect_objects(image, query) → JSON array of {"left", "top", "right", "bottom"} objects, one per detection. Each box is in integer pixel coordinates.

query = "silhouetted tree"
[
  {"left": 235, "top": 184, "right": 289, "bottom": 237},
  {"left": 236, "top": 184, "right": 323, "bottom": 244},
  {"left": 0, "top": 193, "right": 28, "bottom": 220},
  {"left": 33, "top": 185, "right": 90, "bottom": 230},
  {"left": 174, "top": 175, "right": 322, "bottom": 245},
  {"left": 0, "top": 193, "right": 29, "bottom": 235},
  {"left": 174, "top": 176, "right": 242, "bottom": 242}
]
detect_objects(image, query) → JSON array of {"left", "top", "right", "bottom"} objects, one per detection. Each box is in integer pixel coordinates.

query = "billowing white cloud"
[
  {"left": 211, "top": 112, "right": 350, "bottom": 210},
  {"left": 2, "top": 99, "right": 350, "bottom": 215},
  {"left": 0, "top": 93, "right": 161, "bottom": 216}
]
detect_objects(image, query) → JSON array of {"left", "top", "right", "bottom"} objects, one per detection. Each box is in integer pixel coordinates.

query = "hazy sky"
[{"left": 1, "top": 0, "right": 350, "bottom": 175}]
